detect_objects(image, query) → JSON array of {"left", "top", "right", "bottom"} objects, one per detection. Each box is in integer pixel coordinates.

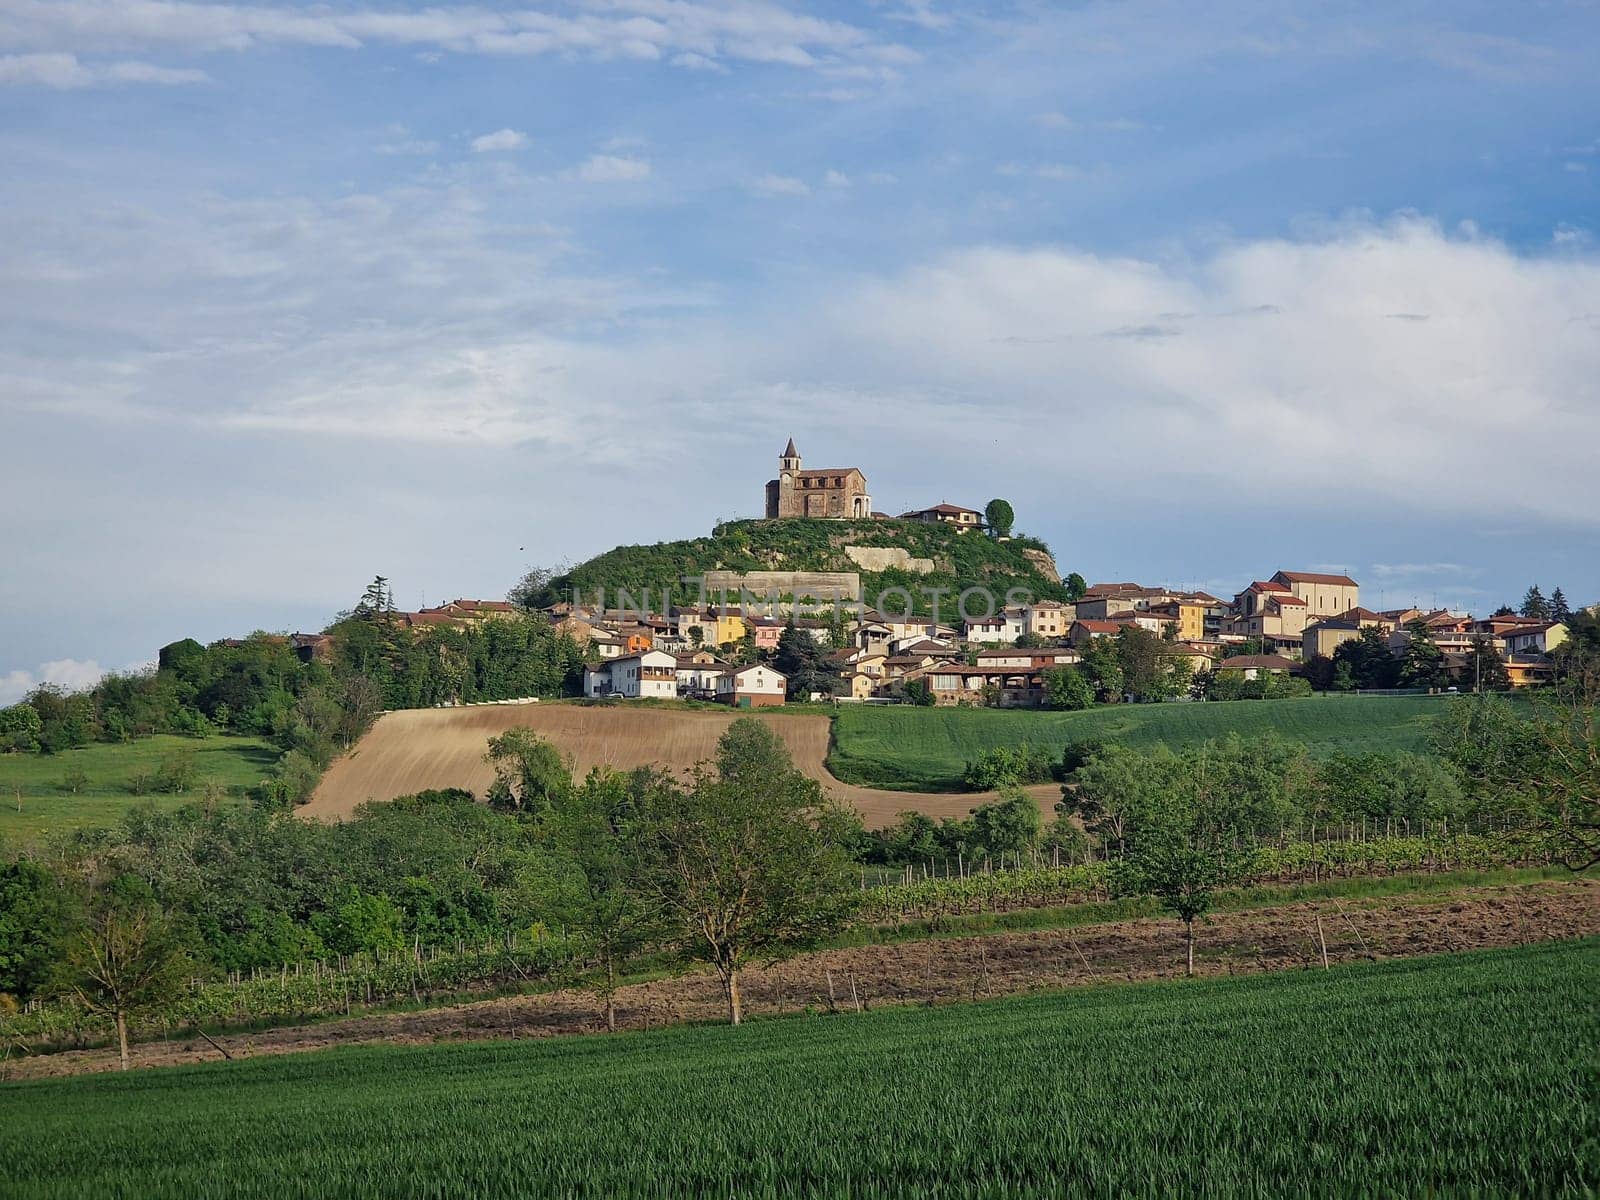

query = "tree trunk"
[
  {"left": 116, "top": 1009, "right": 130, "bottom": 1072},
  {"left": 724, "top": 967, "right": 743, "bottom": 1026},
  {"left": 1185, "top": 921, "right": 1195, "bottom": 978},
  {"left": 604, "top": 957, "right": 617, "bottom": 1033}
]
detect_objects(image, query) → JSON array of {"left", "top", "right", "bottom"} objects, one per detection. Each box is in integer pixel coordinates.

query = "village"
[{"left": 370, "top": 442, "right": 1578, "bottom": 709}]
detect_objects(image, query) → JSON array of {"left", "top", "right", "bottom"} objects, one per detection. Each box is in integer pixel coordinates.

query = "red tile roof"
[{"left": 1274, "top": 570, "right": 1359, "bottom": 587}]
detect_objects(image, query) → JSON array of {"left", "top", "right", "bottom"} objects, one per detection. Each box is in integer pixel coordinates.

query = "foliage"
[
  {"left": 0, "top": 861, "right": 74, "bottom": 1001},
  {"left": 774, "top": 625, "right": 834, "bottom": 700},
  {"left": 1521, "top": 585, "right": 1551, "bottom": 620},
  {"left": 3, "top": 944, "right": 1593, "bottom": 1196},
  {"left": 631, "top": 719, "right": 858, "bottom": 1023},
  {"left": 1042, "top": 666, "right": 1094, "bottom": 711},
  {"left": 962, "top": 744, "right": 1053, "bottom": 790},
  {"left": 983, "top": 498, "right": 1015, "bottom": 538},
  {"left": 484, "top": 729, "right": 572, "bottom": 816},
  {"left": 1397, "top": 619, "right": 1449, "bottom": 689},
  {"left": 1331, "top": 625, "right": 1399, "bottom": 690}
]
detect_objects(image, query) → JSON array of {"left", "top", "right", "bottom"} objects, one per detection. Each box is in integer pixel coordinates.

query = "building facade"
[{"left": 764, "top": 439, "right": 872, "bottom": 519}]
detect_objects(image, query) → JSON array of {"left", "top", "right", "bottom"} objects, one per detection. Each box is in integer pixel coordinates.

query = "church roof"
[{"left": 783, "top": 437, "right": 798, "bottom": 457}]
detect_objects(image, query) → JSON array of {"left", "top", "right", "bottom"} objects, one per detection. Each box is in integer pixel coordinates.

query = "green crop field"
[
  {"left": 3, "top": 940, "right": 1594, "bottom": 1198},
  {"left": 830, "top": 694, "right": 1452, "bottom": 789},
  {"left": 0, "top": 735, "right": 281, "bottom": 843}
]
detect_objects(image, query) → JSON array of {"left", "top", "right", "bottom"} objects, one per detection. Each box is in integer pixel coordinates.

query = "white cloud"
[
  {"left": 0, "top": 0, "right": 910, "bottom": 78},
  {"left": 470, "top": 128, "right": 527, "bottom": 153},
  {"left": 996, "top": 162, "right": 1106, "bottom": 181},
  {"left": 568, "top": 154, "right": 651, "bottom": 183},
  {"left": 749, "top": 173, "right": 810, "bottom": 197},
  {"left": 823, "top": 169, "right": 851, "bottom": 188},
  {"left": 0, "top": 52, "right": 207, "bottom": 87},
  {"left": 0, "top": 658, "right": 107, "bottom": 705}
]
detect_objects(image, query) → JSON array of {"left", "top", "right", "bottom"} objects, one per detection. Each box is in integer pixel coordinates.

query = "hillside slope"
[{"left": 551, "top": 518, "right": 1074, "bottom": 614}]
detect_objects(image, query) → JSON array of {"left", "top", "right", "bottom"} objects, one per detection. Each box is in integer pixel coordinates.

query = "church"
[{"left": 764, "top": 439, "right": 873, "bottom": 519}]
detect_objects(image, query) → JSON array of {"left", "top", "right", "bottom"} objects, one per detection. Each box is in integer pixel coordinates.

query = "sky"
[{"left": 2, "top": 0, "right": 1598, "bottom": 702}]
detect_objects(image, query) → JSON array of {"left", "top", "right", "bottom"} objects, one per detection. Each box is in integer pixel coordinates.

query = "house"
[
  {"left": 899, "top": 503, "right": 983, "bottom": 530},
  {"left": 675, "top": 657, "right": 729, "bottom": 699},
  {"left": 765, "top": 440, "right": 873, "bottom": 520},
  {"left": 1504, "top": 622, "right": 1567, "bottom": 657},
  {"left": 716, "top": 664, "right": 787, "bottom": 707},
  {"left": 840, "top": 671, "right": 877, "bottom": 701},
  {"left": 1021, "top": 600, "right": 1069, "bottom": 640},
  {"left": 1110, "top": 610, "right": 1177, "bottom": 637},
  {"left": 1070, "top": 619, "right": 1122, "bottom": 645},
  {"left": 1217, "top": 654, "right": 1299, "bottom": 680},
  {"left": 289, "top": 633, "right": 334, "bottom": 663},
  {"left": 1502, "top": 654, "right": 1557, "bottom": 688},
  {"left": 584, "top": 649, "right": 679, "bottom": 699},
  {"left": 411, "top": 599, "right": 523, "bottom": 628},
  {"left": 1144, "top": 599, "right": 1207, "bottom": 642},
  {"left": 973, "top": 647, "right": 1081, "bottom": 670},
  {"left": 1160, "top": 643, "right": 1215, "bottom": 676},
  {"left": 962, "top": 608, "right": 1027, "bottom": 644},
  {"left": 1302, "top": 619, "right": 1363, "bottom": 661},
  {"left": 673, "top": 608, "right": 747, "bottom": 648},
  {"left": 748, "top": 617, "right": 786, "bottom": 651},
  {"left": 889, "top": 637, "right": 962, "bottom": 660}
]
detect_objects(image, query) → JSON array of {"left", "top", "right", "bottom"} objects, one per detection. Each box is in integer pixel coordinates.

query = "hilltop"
[{"left": 548, "top": 518, "right": 1078, "bottom": 614}]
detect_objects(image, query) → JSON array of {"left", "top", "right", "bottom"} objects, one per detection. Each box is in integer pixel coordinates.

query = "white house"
[
  {"left": 675, "top": 660, "right": 729, "bottom": 699},
  {"left": 962, "top": 607, "right": 1027, "bottom": 644},
  {"left": 715, "top": 664, "right": 788, "bottom": 707},
  {"left": 584, "top": 649, "right": 679, "bottom": 699},
  {"left": 1504, "top": 622, "right": 1567, "bottom": 657}
]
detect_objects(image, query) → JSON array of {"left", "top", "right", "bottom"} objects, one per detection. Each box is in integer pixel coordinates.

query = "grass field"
[
  {"left": 830, "top": 693, "right": 1452, "bottom": 789},
  {"left": 0, "top": 735, "right": 281, "bottom": 842},
  {"left": 2, "top": 940, "right": 1593, "bottom": 1198}
]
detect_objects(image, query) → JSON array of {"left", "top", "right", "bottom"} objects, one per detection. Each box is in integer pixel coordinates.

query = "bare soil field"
[
  {"left": 304, "top": 703, "right": 1054, "bottom": 827},
  {"left": 11, "top": 878, "right": 1593, "bottom": 1080}
]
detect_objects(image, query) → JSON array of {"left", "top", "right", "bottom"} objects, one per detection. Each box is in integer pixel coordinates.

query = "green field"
[
  {"left": 2, "top": 941, "right": 1593, "bottom": 1198},
  {"left": 830, "top": 694, "right": 1452, "bottom": 789},
  {"left": 0, "top": 735, "right": 281, "bottom": 842}
]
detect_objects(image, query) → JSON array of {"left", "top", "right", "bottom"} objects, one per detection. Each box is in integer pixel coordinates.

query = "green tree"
[
  {"left": 1549, "top": 588, "right": 1571, "bottom": 623},
  {"left": 1064, "top": 573, "right": 1087, "bottom": 602},
  {"left": 0, "top": 702, "right": 43, "bottom": 753},
  {"left": 775, "top": 625, "right": 834, "bottom": 699},
  {"left": 357, "top": 576, "right": 393, "bottom": 619},
  {"left": 1332, "top": 625, "right": 1398, "bottom": 689},
  {"left": 901, "top": 679, "right": 934, "bottom": 706},
  {"left": 632, "top": 719, "right": 856, "bottom": 1024},
  {"left": 54, "top": 883, "right": 195, "bottom": 1071},
  {"left": 971, "top": 788, "right": 1042, "bottom": 861},
  {"left": 1521, "top": 585, "right": 1550, "bottom": 620},
  {"left": 1397, "top": 620, "right": 1449, "bottom": 689},
  {"left": 1464, "top": 634, "right": 1511, "bottom": 692},
  {"left": 1080, "top": 637, "right": 1124, "bottom": 702},
  {"left": 539, "top": 768, "right": 661, "bottom": 1031},
  {"left": 1112, "top": 821, "right": 1245, "bottom": 977},
  {"left": 0, "top": 862, "right": 74, "bottom": 1002},
  {"left": 484, "top": 729, "right": 572, "bottom": 815},
  {"left": 1043, "top": 665, "right": 1094, "bottom": 710},
  {"left": 984, "top": 498, "right": 1015, "bottom": 539}
]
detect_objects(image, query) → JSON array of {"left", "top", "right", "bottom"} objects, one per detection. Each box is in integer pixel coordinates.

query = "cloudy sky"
[{"left": 2, "top": 0, "right": 1598, "bottom": 700}]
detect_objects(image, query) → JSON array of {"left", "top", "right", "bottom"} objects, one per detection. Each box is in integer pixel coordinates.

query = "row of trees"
[
  {"left": 0, "top": 579, "right": 587, "bottom": 761},
  {"left": 2, "top": 720, "right": 858, "bottom": 1056}
]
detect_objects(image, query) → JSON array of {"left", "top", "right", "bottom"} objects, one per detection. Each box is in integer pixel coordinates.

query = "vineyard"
[
  {"left": 3, "top": 941, "right": 1594, "bottom": 1198},
  {"left": 0, "top": 833, "right": 1544, "bottom": 1055}
]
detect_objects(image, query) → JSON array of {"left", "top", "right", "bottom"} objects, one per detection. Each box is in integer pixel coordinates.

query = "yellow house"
[
  {"left": 1302, "top": 619, "right": 1363, "bottom": 660},
  {"left": 1147, "top": 600, "right": 1207, "bottom": 642}
]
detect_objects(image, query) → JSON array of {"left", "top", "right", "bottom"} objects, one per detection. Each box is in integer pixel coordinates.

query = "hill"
[
  {"left": 548, "top": 517, "right": 1075, "bottom": 614},
  {"left": 829, "top": 694, "right": 1451, "bottom": 790},
  {"left": 0, "top": 734, "right": 281, "bottom": 842},
  {"left": 4, "top": 941, "right": 1592, "bottom": 1196},
  {"left": 304, "top": 704, "right": 1050, "bottom": 828}
]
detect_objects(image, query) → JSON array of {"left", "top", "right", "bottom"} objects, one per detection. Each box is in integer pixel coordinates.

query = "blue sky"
[{"left": 2, "top": 0, "right": 1598, "bottom": 699}]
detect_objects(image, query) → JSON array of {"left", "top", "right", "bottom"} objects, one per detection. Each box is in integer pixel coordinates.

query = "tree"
[
  {"left": 1464, "top": 634, "right": 1511, "bottom": 692},
  {"left": 1043, "top": 665, "right": 1094, "bottom": 711},
  {"left": 901, "top": 679, "right": 934, "bottom": 706},
  {"left": 54, "top": 883, "right": 194, "bottom": 1071},
  {"left": 632, "top": 719, "right": 856, "bottom": 1024},
  {"left": 508, "top": 563, "right": 568, "bottom": 611},
  {"left": 971, "top": 789, "right": 1041, "bottom": 861},
  {"left": 1492, "top": 605, "right": 1516, "bottom": 618},
  {"left": 484, "top": 729, "right": 571, "bottom": 815},
  {"left": 1550, "top": 588, "right": 1572, "bottom": 623},
  {"left": 1080, "top": 637, "right": 1124, "bottom": 702},
  {"left": 0, "top": 703, "right": 42, "bottom": 753},
  {"left": 539, "top": 768, "right": 661, "bottom": 1031},
  {"left": 1112, "top": 822, "right": 1244, "bottom": 976},
  {"left": 984, "top": 498, "right": 1015, "bottom": 539},
  {"left": 357, "top": 576, "right": 393, "bottom": 619},
  {"left": 0, "top": 861, "right": 73, "bottom": 1001},
  {"left": 1521, "top": 585, "right": 1551, "bottom": 620},
  {"left": 1397, "top": 620, "right": 1449, "bottom": 690},
  {"left": 1064, "top": 573, "right": 1087, "bottom": 602},
  {"left": 1332, "top": 625, "right": 1398, "bottom": 690},
  {"left": 775, "top": 625, "right": 833, "bottom": 700}
]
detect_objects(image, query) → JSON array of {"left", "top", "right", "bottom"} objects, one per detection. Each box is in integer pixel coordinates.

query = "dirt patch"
[
  {"left": 10, "top": 879, "right": 1594, "bottom": 1081},
  {"left": 303, "top": 704, "right": 1052, "bottom": 828}
]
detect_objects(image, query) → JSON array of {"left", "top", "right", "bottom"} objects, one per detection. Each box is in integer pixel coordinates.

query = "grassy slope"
[
  {"left": 0, "top": 735, "right": 280, "bottom": 842},
  {"left": 559, "top": 517, "right": 1073, "bottom": 612},
  {"left": 3, "top": 941, "right": 1594, "bottom": 1198},
  {"left": 830, "top": 693, "right": 1451, "bottom": 789}
]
